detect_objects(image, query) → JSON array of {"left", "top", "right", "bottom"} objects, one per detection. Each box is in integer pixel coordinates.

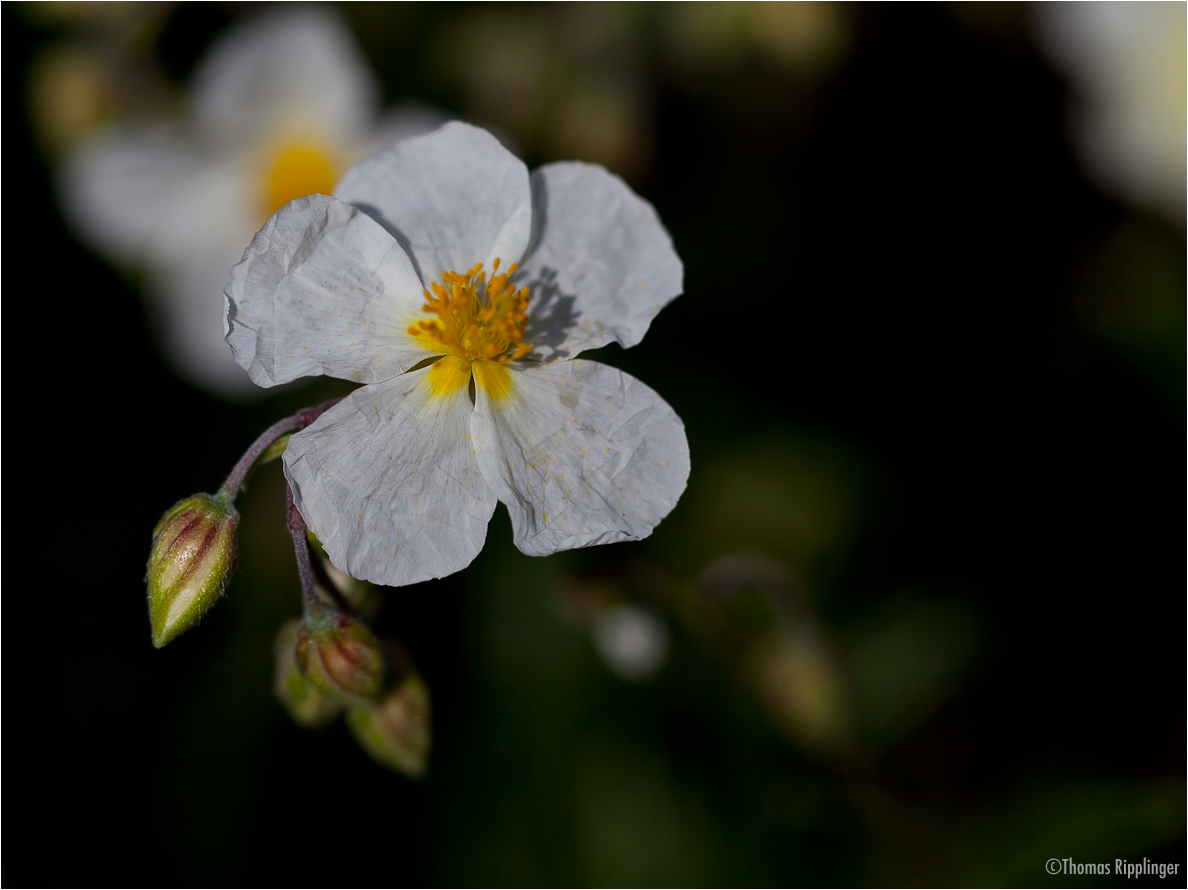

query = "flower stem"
[
  {"left": 286, "top": 480, "right": 352, "bottom": 615},
  {"left": 287, "top": 482, "right": 323, "bottom": 614},
  {"left": 218, "top": 416, "right": 302, "bottom": 502},
  {"left": 216, "top": 396, "right": 350, "bottom": 614},
  {"left": 307, "top": 538, "right": 353, "bottom": 614},
  {"left": 216, "top": 398, "right": 344, "bottom": 501}
]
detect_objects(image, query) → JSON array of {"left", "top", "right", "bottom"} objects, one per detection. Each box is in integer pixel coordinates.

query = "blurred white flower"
[
  {"left": 225, "top": 122, "right": 690, "bottom": 586},
  {"left": 1034, "top": 2, "right": 1186, "bottom": 225},
  {"left": 59, "top": 8, "right": 445, "bottom": 397},
  {"left": 592, "top": 604, "right": 671, "bottom": 682}
]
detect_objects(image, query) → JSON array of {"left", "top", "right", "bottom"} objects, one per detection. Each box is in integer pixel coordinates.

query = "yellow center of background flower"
[
  {"left": 411, "top": 260, "right": 531, "bottom": 399},
  {"left": 264, "top": 143, "right": 338, "bottom": 218}
]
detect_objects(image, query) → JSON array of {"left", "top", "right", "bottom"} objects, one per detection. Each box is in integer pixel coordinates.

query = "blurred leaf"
[
  {"left": 846, "top": 594, "right": 982, "bottom": 750},
  {"left": 1077, "top": 216, "right": 1187, "bottom": 405},
  {"left": 576, "top": 739, "right": 724, "bottom": 886},
  {"left": 657, "top": 433, "right": 869, "bottom": 580}
]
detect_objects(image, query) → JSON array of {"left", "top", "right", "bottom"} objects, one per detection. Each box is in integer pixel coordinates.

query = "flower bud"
[
  {"left": 147, "top": 494, "right": 238, "bottom": 648},
  {"left": 347, "top": 674, "right": 432, "bottom": 778},
  {"left": 272, "top": 619, "right": 341, "bottom": 729},
  {"left": 294, "top": 611, "right": 384, "bottom": 706}
]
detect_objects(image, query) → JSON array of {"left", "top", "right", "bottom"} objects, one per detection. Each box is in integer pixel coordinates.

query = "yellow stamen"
[{"left": 408, "top": 261, "right": 530, "bottom": 400}]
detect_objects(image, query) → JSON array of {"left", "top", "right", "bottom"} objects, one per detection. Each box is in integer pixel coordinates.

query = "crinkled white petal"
[
  {"left": 190, "top": 7, "right": 378, "bottom": 150},
  {"left": 518, "top": 162, "right": 683, "bottom": 360},
  {"left": 225, "top": 194, "right": 437, "bottom": 387},
  {"left": 334, "top": 121, "right": 533, "bottom": 285},
  {"left": 284, "top": 367, "right": 497, "bottom": 586},
  {"left": 58, "top": 122, "right": 248, "bottom": 269},
  {"left": 471, "top": 359, "right": 689, "bottom": 556}
]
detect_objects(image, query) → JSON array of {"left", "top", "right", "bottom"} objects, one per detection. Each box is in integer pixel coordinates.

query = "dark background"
[{"left": 5, "top": 3, "right": 1184, "bottom": 886}]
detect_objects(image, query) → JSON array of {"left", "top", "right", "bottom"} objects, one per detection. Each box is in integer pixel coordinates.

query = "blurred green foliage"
[{"left": 1076, "top": 217, "right": 1187, "bottom": 405}]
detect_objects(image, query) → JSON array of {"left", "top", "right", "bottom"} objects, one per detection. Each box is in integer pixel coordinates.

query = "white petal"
[
  {"left": 190, "top": 7, "right": 378, "bottom": 150},
  {"left": 58, "top": 122, "right": 248, "bottom": 268},
  {"left": 518, "top": 162, "right": 683, "bottom": 360},
  {"left": 334, "top": 122, "right": 532, "bottom": 285},
  {"left": 284, "top": 367, "right": 497, "bottom": 586},
  {"left": 146, "top": 245, "right": 264, "bottom": 400},
  {"left": 471, "top": 359, "right": 689, "bottom": 556},
  {"left": 225, "top": 194, "right": 437, "bottom": 387}
]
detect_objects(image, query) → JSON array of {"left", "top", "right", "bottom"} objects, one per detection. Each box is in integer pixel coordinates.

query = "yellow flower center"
[
  {"left": 410, "top": 260, "right": 531, "bottom": 362},
  {"left": 264, "top": 143, "right": 339, "bottom": 218},
  {"left": 409, "top": 260, "right": 531, "bottom": 400}
]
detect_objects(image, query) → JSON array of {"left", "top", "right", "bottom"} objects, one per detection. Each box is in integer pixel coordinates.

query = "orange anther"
[{"left": 406, "top": 261, "right": 532, "bottom": 365}]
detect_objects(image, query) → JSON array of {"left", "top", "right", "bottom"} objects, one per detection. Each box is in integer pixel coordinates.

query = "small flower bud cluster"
[{"left": 273, "top": 601, "right": 433, "bottom": 778}]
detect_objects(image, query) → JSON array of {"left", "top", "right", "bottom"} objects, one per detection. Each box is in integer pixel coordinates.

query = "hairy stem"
[{"left": 287, "top": 481, "right": 353, "bottom": 615}]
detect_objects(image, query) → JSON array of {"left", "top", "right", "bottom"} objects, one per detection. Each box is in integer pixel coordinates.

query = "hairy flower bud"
[
  {"left": 347, "top": 674, "right": 432, "bottom": 778},
  {"left": 294, "top": 611, "right": 384, "bottom": 706},
  {"left": 147, "top": 494, "right": 238, "bottom": 648},
  {"left": 273, "top": 619, "right": 342, "bottom": 728}
]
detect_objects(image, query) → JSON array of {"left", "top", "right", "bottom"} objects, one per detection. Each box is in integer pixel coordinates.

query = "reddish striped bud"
[
  {"left": 147, "top": 494, "right": 238, "bottom": 648},
  {"left": 273, "top": 619, "right": 342, "bottom": 728},
  {"left": 294, "top": 611, "right": 384, "bottom": 706}
]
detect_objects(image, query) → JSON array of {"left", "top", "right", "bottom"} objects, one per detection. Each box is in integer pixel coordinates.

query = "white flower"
[
  {"left": 1034, "top": 2, "right": 1186, "bottom": 225},
  {"left": 58, "top": 8, "right": 445, "bottom": 397},
  {"left": 225, "top": 122, "right": 690, "bottom": 586}
]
